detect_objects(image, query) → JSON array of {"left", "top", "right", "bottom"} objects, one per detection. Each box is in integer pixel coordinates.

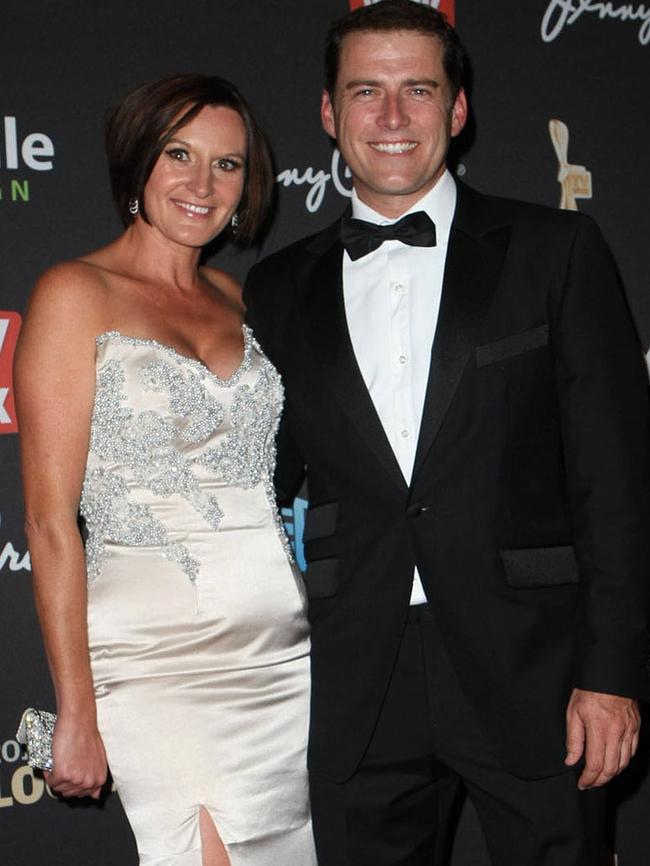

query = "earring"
[
  {"left": 230, "top": 212, "right": 239, "bottom": 229},
  {"left": 128, "top": 197, "right": 139, "bottom": 216}
]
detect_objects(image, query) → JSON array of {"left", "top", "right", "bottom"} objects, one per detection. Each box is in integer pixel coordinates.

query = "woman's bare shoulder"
[
  {"left": 32, "top": 258, "right": 112, "bottom": 302},
  {"left": 24, "top": 258, "right": 114, "bottom": 343}
]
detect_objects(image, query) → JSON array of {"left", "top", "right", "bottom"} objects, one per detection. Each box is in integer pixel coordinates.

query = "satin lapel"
[
  {"left": 412, "top": 221, "right": 511, "bottom": 483},
  {"left": 300, "top": 236, "right": 407, "bottom": 492}
]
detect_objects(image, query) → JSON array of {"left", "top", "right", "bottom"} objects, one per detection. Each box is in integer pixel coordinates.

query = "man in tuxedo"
[{"left": 244, "top": 1, "right": 650, "bottom": 863}]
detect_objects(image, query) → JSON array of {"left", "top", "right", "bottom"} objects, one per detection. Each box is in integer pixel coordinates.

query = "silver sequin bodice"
[{"left": 80, "top": 325, "right": 293, "bottom": 583}]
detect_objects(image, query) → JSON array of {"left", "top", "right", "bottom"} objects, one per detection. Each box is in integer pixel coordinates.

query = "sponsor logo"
[
  {"left": 0, "top": 514, "right": 31, "bottom": 574},
  {"left": 348, "top": 0, "right": 455, "bottom": 24},
  {"left": 549, "top": 119, "right": 592, "bottom": 211},
  {"left": 277, "top": 148, "right": 352, "bottom": 213},
  {"left": 0, "top": 735, "right": 56, "bottom": 809},
  {"left": 0, "top": 312, "right": 21, "bottom": 434},
  {"left": 0, "top": 116, "right": 55, "bottom": 204},
  {"left": 542, "top": 1, "right": 650, "bottom": 46},
  {"left": 281, "top": 497, "right": 308, "bottom": 571}
]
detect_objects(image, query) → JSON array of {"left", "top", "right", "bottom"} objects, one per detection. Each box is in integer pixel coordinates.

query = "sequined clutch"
[{"left": 16, "top": 708, "right": 56, "bottom": 771}]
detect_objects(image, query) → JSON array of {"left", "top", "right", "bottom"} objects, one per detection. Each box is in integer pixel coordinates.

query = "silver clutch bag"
[{"left": 16, "top": 708, "right": 56, "bottom": 771}]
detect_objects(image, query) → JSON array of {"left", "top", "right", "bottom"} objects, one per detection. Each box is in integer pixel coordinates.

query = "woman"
[{"left": 14, "top": 74, "right": 317, "bottom": 866}]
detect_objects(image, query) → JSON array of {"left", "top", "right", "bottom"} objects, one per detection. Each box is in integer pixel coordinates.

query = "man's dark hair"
[
  {"left": 105, "top": 73, "right": 274, "bottom": 242},
  {"left": 324, "top": 0, "right": 466, "bottom": 100}
]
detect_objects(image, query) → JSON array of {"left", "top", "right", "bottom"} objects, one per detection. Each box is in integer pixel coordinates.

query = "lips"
[
  {"left": 369, "top": 141, "right": 418, "bottom": 154},
  {"left": 172, "top": 199, "right": 213, "bottom": 216}
]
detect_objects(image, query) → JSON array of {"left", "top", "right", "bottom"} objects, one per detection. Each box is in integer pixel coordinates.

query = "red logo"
[
  {"left": 0, "top": 312, "right": 22, "bottom": 434},
  {"left": 348, "top": 0, "right": 455, "bottom": 25}
]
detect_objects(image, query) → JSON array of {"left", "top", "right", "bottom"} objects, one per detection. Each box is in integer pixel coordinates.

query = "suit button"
[{"left": 407, "top": 503, "right": 431, "bottom": 518}]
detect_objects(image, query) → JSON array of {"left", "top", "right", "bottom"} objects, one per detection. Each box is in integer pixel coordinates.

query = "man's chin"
[{"left": 364, "top": 179, "right": 438, "bottom": 200}]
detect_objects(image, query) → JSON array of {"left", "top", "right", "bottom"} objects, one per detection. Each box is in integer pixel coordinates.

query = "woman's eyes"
[
  {"left": 165, "top": 147, "right": 190, "bottom": 161},
  {"left": 164, "top": 150, "right": 242, "bottom": 171},
  {"left": 216, "top": 158, "right": 242, "bottom": 172}
]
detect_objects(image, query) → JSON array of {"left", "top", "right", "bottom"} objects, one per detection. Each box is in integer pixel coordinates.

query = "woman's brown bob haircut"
[{"left": 105, "top": 74, "right": 274, "bottom": 243}]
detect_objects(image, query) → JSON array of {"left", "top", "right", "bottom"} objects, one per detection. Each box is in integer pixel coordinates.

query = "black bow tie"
[{"left": 341, "top": 211, "right": 437, "bottom": 261}]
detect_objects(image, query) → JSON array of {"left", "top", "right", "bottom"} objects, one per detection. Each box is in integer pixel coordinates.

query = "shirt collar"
[{"left": 350, "top": 169, "right": 457, "bottom": 246}]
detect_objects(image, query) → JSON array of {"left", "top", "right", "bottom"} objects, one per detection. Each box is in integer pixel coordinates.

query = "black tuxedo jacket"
[{"left": 244, "top": 183, "right": 650, "bottom": 782}]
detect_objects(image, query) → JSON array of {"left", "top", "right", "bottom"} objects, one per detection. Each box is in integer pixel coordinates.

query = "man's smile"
[{"left": 369, "top": 141, "right": 418, "bottom": 154}]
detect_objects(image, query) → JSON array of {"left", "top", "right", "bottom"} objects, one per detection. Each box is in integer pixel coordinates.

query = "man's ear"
[
  {"left": 450, "top": 87, "right": 468, "bottom": 139},
  {"left": 321, "top": 89, "right": 337, "bottom": 139}
]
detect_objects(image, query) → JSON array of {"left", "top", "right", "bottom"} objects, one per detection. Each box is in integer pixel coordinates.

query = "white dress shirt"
[{"left": 342, "top": 170, "right": 457, "bottom": 604}]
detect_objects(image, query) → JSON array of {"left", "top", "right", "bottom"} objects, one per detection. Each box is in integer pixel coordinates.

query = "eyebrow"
[
  {"left": 344, "top": 77, "right": 440, "bottom": 90},
  {"left": 404, "top": 78, "right": 440, "bottom": 88},
  {"left": 165, "top": 138, "right": 246, "bottom": 158}
]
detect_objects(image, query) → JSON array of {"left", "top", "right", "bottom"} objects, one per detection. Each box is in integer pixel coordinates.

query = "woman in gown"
[{"left": 14, "top": 74, "right": 317, "bottom": 866}]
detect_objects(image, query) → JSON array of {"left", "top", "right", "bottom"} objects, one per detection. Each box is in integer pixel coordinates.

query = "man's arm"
[
  {"left": 554, "top": 215, "right": 650, "bottom": 787},
  {"left": 244, "top": 262, "right": 307, "bottom": 505}
]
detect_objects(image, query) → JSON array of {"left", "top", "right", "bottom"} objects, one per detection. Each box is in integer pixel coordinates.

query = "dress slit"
[{"left": 198, "top": 805, "right": 231, "bottom": 866}]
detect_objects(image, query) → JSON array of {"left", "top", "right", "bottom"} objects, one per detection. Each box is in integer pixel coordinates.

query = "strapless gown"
[{"left": 80, "top": 325, "right": 316, "bottom": 866}]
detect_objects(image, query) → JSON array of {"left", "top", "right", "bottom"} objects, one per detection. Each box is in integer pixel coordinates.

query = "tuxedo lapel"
[
  {"left": 412, "top": 189, "right": 511, "bottom": 483},
  {"left": 300, "top": 229, "right": 407, "bottom": 492}
]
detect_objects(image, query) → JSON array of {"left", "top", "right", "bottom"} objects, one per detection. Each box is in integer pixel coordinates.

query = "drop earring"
[{"left": 128, "top": 197, "right": 139, "bottom": 216}]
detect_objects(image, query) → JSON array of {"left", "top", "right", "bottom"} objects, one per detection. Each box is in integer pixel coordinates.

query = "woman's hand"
[{"left": 45, "top": 714, "right": 108, "bottom": 800}]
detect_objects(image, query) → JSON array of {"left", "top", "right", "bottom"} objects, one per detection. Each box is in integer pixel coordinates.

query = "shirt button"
[
  {"left": 398, "top": 354, "right": 408, "bottom": 365},
  {"left": 400, "top": 428, "right": 409, "bottom": 438},
  {"left": 395, "top": 283, "right": 405, "bottom": 294}
]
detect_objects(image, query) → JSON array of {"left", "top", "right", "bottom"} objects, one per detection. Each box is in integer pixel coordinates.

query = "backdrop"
[{"left": 1, "top": 1, "right": 649, "bottom": 863}]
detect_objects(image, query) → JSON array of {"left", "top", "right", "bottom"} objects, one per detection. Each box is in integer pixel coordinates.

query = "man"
[{"left": 244, "top": 1, "right": 650, "bottom": 863}]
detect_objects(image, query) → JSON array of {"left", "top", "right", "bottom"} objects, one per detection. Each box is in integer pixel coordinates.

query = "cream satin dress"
[{"left": 80, "top": 325, "right": 316, "bottom": 866}]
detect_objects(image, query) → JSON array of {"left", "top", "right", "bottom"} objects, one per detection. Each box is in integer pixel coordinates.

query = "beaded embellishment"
[{"left": 80, "top": 327, "right": 293, "bottom": 583}]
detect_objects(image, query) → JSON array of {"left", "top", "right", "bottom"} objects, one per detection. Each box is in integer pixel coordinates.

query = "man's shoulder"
[
  {"left": 243, "top": 216, "right": 342, "bottom": 326},
  {"left": 248, "top": 217, "right": 342, "bottom": 279},
  {"left": 458, "top": 182, "right": 595, "bottom": 238}
]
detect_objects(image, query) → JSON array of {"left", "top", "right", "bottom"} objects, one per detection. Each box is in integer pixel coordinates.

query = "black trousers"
[{"left": 310, "top": 604, "right": 606, "bottom": 866}]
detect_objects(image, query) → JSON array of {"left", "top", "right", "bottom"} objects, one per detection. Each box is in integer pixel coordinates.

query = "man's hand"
[{"left": 565, "top": 688, "right": 640, "bottom": 789}]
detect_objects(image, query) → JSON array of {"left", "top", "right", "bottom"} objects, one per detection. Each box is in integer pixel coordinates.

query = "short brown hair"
[
  {"left": 324, "top": 0, "right": 466, "bottom": 101},
  {"left": 105, "top": 74, "right": 274, "bottom": 242}
]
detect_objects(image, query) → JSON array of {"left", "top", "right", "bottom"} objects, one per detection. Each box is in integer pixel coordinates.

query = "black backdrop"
[{"left": 1, "top": 1, "right": 649, "bottom": 863}]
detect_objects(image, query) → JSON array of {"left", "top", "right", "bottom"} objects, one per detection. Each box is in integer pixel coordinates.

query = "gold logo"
[{"left": 549, "top": 119, "right": 592, "bottom": 211}]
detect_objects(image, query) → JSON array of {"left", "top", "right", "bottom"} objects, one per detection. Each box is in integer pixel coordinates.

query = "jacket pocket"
[
  {"left": 304, "top": 557, "right": 339, "bottom": 599},
  {"left": 499, "top": 545, "right": 578, "bottom": 589},
  {"left": 304, "top": 501, "right": 338, "bottom": 542},
  {"left": 476, "top": 324, "right": 549, "bottom": 367}
]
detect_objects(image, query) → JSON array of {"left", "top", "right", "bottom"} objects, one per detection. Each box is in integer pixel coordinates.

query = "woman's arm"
[{"left": 14, "top": 264, "right": 108, "bottom": 799}]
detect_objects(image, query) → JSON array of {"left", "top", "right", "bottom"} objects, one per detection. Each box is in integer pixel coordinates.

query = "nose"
[
  {"left": 378, "top": 93, "right": 408, "bottom": 130},
  {"left": 187, "top": 161, "right": 214, "bottom": 198}
]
